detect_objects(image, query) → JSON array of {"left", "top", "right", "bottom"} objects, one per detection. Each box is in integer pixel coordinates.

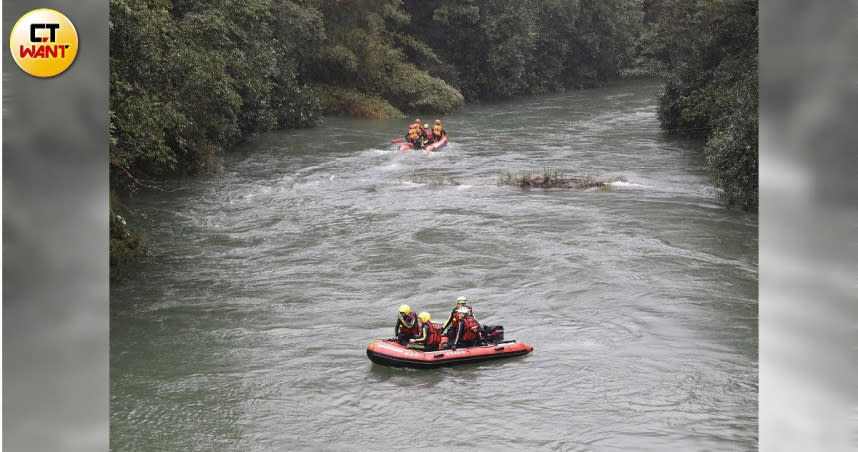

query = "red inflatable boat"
[
  {"left": 392, "top": 135, "right": 449, "bottom": 152},
  {"left": 366, "top": 337, "right": 533, "bottom": 369}
]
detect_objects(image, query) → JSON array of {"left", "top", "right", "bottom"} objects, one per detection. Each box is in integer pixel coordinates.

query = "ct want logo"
[{"left": 9, "top": 9, "right": 78, "bottom": 78}]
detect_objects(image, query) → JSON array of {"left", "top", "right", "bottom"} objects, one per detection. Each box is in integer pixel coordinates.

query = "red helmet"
[
  {"left": 435, "top": 120, "right": 441, "bottom": 125},
  {"left": 415, "top": 118, "right": 421, "bottom": 123}
]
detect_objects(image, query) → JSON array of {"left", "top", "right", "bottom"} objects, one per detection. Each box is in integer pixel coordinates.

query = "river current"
[{"left": 110, "top": 81, "right": 758, "bottom": 450}]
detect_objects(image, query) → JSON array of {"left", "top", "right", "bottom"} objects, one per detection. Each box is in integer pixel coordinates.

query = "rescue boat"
[
  {"left": 366, "top": 337, "right": 533, "bottom": 369},
  {"left": 392, "top": 135, "right": 449, "bottom": 152}
]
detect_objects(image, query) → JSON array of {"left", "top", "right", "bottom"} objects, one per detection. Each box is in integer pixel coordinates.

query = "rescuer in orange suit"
[
  {"left": 432, "top": 119, "right": 446, "bottom": 142},
  {"left": 406, "top": 124, "right": 421, "bottom": 147}
]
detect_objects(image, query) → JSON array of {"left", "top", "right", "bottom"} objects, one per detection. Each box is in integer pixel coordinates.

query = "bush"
[
  {"left": 704, "top": 65, "right": 758, "bottom": 210},
  {"left": 109, "top": 190, "right": 148, "bottom": 278},
  {"left": 383, "top": 62, "right": 464, "bottom": 114},
  {"left": 314, "top": 85, "right": 404, "bottom": 119},
  {"left": 643, "top": 0, "right": 758, "bottom": 210}
]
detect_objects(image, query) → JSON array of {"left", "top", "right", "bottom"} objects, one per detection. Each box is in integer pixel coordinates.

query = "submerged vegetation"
[
  {"left": 109, "top": 0, "right": 758, "bottom": 274},
  {"left": 406, "top": 171, "right": 461, "bottom": 187},
  {"left": 498, "top": 169, "right": 625, "bottom": 189}
]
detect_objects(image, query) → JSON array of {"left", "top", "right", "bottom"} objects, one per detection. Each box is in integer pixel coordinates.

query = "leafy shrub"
[{"left": 314, "top": 85, "right": 404, "bottom": 119}]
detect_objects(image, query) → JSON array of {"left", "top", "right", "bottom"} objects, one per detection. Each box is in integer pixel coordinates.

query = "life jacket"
[
  {"left": 433, "top": 125, "right": 443, "bottom": 137},
  {"left": 448, "top": 309, "right": 462, "bottom": 329},
  {"left": 398, "top": 312, "right": 419, "bottom": 336},
  {"left": 425, "top": 322, "right": 442, "bottom": 346},
  {"left": 408, "top": 128, "right": 420, "bottom": 140},
  {"left": 448, "top": 304, "right": 474, "bottom": 329},
  {"left": 460, "top": 316, "right": 480, "bottom": 342}
]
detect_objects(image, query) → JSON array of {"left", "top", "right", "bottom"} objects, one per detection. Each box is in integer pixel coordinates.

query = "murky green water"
[{"left": 111, "top": 81, "right": 757, "bottom": 450}]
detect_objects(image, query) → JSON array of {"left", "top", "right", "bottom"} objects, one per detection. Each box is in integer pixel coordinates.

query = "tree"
[{"left": 642, "top": 0, "right": 758, "bottom": 209}]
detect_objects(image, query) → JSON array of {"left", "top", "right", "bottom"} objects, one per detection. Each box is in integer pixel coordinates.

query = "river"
[{"left": 110, "top": 81, "right": 758, "bottom": 450}]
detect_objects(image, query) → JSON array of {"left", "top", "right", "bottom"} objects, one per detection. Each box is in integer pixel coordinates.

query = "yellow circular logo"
[{"left": 9, "top": 9, "right": 78, "bottom": 78}]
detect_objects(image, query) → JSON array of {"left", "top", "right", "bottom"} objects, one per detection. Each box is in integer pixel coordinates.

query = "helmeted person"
[
  {"left": 449, "top": 307, "right": 480, "bottom": 350},
  {"left": 407, "top": 124, "right": 421, "bottom": 146},
  {"left": 420, "top": 124, "right": 434, "bottom": 148},
  {"left": 442, "top": 296, "right": 479, "bottom": 349},
  {"left": 395, "top": 304, "right": 420, "bottom": 345},
  {"left": 407, "top": 312, "right": 443, "bottom": 351},
  {"left": 432, "top": 119, "right": 446, "bottom": 142},
  {"left": 411, "top": 118, "right": 424, "bottom": 135},
  {"left": 417, "top": 119, "right": 429, "bottom": 140},
  {"left": 442, "top": 296, "right": 477, "bottom": 332}
]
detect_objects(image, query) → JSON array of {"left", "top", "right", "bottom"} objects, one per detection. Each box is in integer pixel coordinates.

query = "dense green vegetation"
[
  {"left": 110, "top": 0, "right": 758, "bottom": 274},
  {"left": 641, "top": 0, "right": 758, "bottom": 209},
  {"left": 402, "top": 0, "right": 642, "bottom": 99}
]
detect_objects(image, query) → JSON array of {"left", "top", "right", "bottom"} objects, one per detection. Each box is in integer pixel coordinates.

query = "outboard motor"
[{"left": 480, "top": 324, "right": 504, "bottom": 344}]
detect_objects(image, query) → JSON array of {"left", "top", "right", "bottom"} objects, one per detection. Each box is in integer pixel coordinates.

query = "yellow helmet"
[
  {"left": 456, "top": 296, "right": 468, "bottom": 304},
  {"left": 418, "top": 312, "right": 431, "bottom": 323},
  {"left": 398, "top": 304, "right": 411, "bottom": 315}
]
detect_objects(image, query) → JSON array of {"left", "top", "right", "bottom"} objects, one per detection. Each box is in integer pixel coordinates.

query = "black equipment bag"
[{"left": 480, "top": 324, "right": 504, "bottom": 344}]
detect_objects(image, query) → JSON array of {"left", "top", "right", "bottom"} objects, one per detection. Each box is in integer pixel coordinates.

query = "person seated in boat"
[
  {"left": 432, "top": 119, "right": 446, "bottom": 142},
  {"left": 395, "top": 304, "right": 420, "bottom": 346},
  {"left": 420, "top": 125, "right": 435, "bottom": 148},
  {"left": 442, "top": 296, "right": 480, "bottom": 349},
  {"left": 442, "top": 297, "right": 477, "bottom": 334},
  {"left": 411, "top": 118, "right": 423, "bottom": 134},
  {"left": 448, "top": 308, "right": 480, "bottom": 350},
  {"left": 406, "top": 125, "right": 421, "bottom": 148},
  {"left": 407, "top": 312, "right": 443, "bottom": 351},
  {"left": 404, "top": 119, "right": 423, "bottom": 142}
]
